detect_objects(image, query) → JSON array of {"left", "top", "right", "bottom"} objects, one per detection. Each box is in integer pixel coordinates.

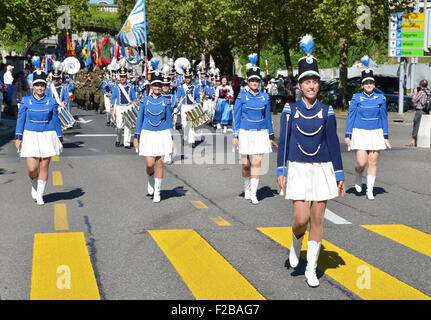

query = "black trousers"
[{"left": 412, "top": 109, "right": 425, "bottom": 140}]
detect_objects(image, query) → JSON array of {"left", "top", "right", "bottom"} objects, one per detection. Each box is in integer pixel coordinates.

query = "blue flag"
[
  {"left": 116, "top": 0, "right": 147, "bottom": 48},
  {"left": 86, "top": 38, "right": 92, "bottom": 71}
]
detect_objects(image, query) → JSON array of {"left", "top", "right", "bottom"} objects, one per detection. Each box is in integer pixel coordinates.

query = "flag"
[
  {"left": 101, "top": 34, "right": 112, "bottom": 66},
  {"left": 116, "top": 0, "right": 147, "bottom": 48},
  {"left": 86, "top": 38, "right": 92, "bottom": 71},
  {"left": 66, "top": 32, "right": 76, "bottom": 57}
]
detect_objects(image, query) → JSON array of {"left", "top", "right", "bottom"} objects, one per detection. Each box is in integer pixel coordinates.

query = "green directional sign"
[
  {"left": 388, "top": 13, "right": 426, "bottom": 57},
  {"left": 400, "top": 40, "right": 424, "bottom": 47},
  {"left": 402, "top": 31, "right": 424, "bottom": 39},
  {"left": 396, "top": 49, "right": 425, "bottom": 56}
]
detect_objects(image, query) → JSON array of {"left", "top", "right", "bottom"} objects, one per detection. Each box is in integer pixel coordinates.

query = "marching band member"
[
  {"left": 110, "top": 66, "right": 138, "bottom": 148},
  {"left": 176, "top": 66, "right": 201, "bottom": 148},
  {"left": 276, "top": 35, "right": 345, "bottom": 287},
  {"left": 233, "top": 54, "right": 277, "bottom": 205},
  {"left": 213, "top": 75, "right": 234, "bottom": 133},
  {"left": 102, "top": 71, "right": 114, "bottom": 126},
  {"left": 344, "top": 56, "right": 391, "bottom": 200},
  {"left": 161, "top": 72, "right": 178, "bottom": 164},
  {"left": 46, "top": 69, "right": 69, "bottom": 111},
  {"left": 133, "top": 71, "right": 173, "bottom": 203},
  {"left": 204, "top": 76, "right": 216, "bottom": 121},
  {"left": 15, "top": 70, "right": 63, "bottom": 205}
]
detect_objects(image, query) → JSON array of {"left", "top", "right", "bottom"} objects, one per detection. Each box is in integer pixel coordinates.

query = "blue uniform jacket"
[
  {"left": 233, "top": 89, "right": 274, "bottom": 140},
  {"left": 134, "top": 95, "right": 173, "bottom": 139},
  {"left": 46, "top": 84, "right": 69, "bottom": 108},
  {"left": 276, "top": 99, "right": 344, "bottom": 181},
  {"left": 15, "top": 94, "right": 63, "bottom": 142},
  {"left": 205, "top": 85, "right": 216, "bottom": 99},
  {"left": 176, "top": 83, "right": 201, "bottom": 107},
  {"left": 345, "top": 91, "right": 388, "bottom": 139},
  {"left": 110, "top": 83, "right": 137, "bottom": 106}
]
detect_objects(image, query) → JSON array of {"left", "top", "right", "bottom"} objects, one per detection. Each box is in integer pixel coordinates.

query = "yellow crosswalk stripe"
[
  {"left": 191, "top": 200, "right": 208, "bottom": 209},
  {"left": 52, "top": 171, "right": 63, "bottom": 186},
  {"left": 210, "top": 216, "right": 232, "bottom": 226},
  {"left": 54, "top": 204, "right": 69, "bottom": 231},
  {"left": 30, "top": 232, "right": 100, "bottom": 300},
  {"left": 149, "top": 229, "right": 265, "bottom": 300},
  {"left": 361, "top": 224, "right": 431, "bottom": 257},
  {"left": 52, "top": 156, "right": 60, "bottom": 162},
  {"left": 257, "top": 227, "right": 430, "bottom": 300}
]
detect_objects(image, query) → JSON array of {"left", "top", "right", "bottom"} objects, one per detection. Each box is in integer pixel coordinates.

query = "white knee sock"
[
  {"left": 366, "top": 175, "right": 376, "bottom": 200},
  {"left": 36, "top": 180, "right": 46, "bottom": 205},
  {"left": 31, "top": 177, "right": 38, "bottom": 200},
  {"left": 355, "top": 171, "right": 363, "bottom": 193},
  {"left": 243, "top": 177, "right": 251, "bottom": 200},
  {"left": 153, "top": 178, "right": 162, "bottom": 203}
]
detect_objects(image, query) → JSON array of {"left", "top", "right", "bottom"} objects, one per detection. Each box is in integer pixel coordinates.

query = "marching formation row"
[{"left": 14, "top": 35, "right": 390, "bottom": 288}]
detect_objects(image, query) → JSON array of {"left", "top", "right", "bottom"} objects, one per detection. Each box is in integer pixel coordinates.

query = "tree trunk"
[
  {"left": 210, "top": 42, "right": 234, "bottom": 76},
  {"left": 337, "top": 37, "right": 348, "bottom": 110},
  {"left": 278, "top": 26, "right": 293, "bottom": 81}
]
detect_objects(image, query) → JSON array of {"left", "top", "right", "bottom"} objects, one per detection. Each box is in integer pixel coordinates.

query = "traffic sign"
[{"left": 388, "top": 13, "right": 425, "bottom": 57}]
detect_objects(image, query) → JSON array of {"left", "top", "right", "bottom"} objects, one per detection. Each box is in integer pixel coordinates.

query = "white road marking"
[
  {"left": 324, "top": 208, "right": 352, "bottom": 225},
  {"left": 74, "top": 134, "right": 116, "bottom": 137}
]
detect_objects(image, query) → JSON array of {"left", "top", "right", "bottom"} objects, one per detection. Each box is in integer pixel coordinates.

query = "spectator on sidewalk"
[{"left": 409, "top": 80, "right": 430, "bottom": 147}]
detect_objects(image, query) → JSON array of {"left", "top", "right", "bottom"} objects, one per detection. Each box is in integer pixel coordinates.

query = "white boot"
[
  {"left": 31, "top": 178, "right": 38, "bottom": 201},
  {"left": 36, "top": 180, "right": 46, "bottom": 206},
  {"left": 305, "top": 241, "right": 321, "bottom": 287},
  {"left": 289, "top": 232, "right": 304, "bottom": 268},
  {"left": 366, "top": 175, "right": 376, "bottom": 200},
  {"left": 243, "top": 177, "right": 251, "bottom": 200},
  {"left": 153, "top": 178, "right": 162, "bottom": 203},
  {"left": 147, "top": 175, "right": 155, "bottom": 195},
  {"left": 250, "top": 178, "right": 259, "bottom": 205},
  {"left": 355, "top": 171, "right": 362, "bottom": 193},
  {"left": 216, "top": 123, "right": 221, "bottom": 130}
]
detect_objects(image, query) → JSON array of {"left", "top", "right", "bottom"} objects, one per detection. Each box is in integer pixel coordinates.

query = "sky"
[{"left": 88, "top": 0, "right": 115, "bottom": 4}]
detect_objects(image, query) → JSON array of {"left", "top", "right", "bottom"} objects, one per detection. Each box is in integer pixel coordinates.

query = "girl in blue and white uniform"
[
  {"left": 276, "top": 35, "right": 345, "bottom": 287},
  {"left": 133, "top": 71, "right": 173, "bottom": 203},
  {"left": 345, "top": 56, "right": 391, "bottom": 200},
  {"left": 15, "top": 70, "right": 63, "bottom": 205},
  {"left": 233, "top": 54, "right": 277, "bottom": 205}
]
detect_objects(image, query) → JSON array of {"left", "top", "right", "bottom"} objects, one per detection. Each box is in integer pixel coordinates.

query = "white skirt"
[
  {"left": 238, "top": 129, "right": 272, "bottom": 155},
  {"left": 20, "top": 130, "right": 62, "bottom": 158},
  {"left": 138, "top": 129, "right": 173, "bottom": 157},
  {"left": 350, "top": 128, "right": 386, "bottom": 151},
  {"left": 285, "top": 161, "right": 338, "bottom": 201}
]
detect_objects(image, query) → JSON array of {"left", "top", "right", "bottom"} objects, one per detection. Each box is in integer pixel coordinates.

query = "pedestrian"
[
  {"left": 233, "top": 53, "right": 277, "bottom": 205},
  {"left": 133, "top": 71, "right": 173, "bottom": 203},
  {"left": 409, "top": 80, "right": 430, "bottom": 147},
  {"left": 276, "top": 35, "right": 345, "bottom": 287},
  {"left": 213, "top": 75, "right": 234, "bottom": 134},
  {"left": 344, "top": 56, "right": 391, "bottom": 200},
  {"left": 14, "top": 70, "right": 63, "bottom": 206}
]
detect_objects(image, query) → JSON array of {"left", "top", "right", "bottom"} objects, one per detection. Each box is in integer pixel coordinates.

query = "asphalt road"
[{"left": 0, "top": 106, "right": 430, "bottom": 302}]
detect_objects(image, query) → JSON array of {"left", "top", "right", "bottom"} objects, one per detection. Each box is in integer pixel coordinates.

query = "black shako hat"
[
  {"left": 150, "top": 71, "right": 163, "bottom": 85},
  {"left": 297, "top": 34, "right": 320, "bottom": 81},
  {"left": 246, "top": 53, "right": 261, "bottom": 81},
  {"left": 33, "top": 70, "right": 47, "bottom": 85}
]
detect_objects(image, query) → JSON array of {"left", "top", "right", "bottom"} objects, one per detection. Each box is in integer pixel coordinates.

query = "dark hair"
[{"left": 420, "top": 80, "right": 428, "bottom": 88}]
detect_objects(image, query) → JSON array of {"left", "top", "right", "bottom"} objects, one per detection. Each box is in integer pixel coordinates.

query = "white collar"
[{"left": 301, "top": 98, "right": 318, "bottom": 109}]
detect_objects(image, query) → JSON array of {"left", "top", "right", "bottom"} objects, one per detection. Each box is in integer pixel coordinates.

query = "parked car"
[{"left": 373, "top": 88, "right": 413, "bottom": 112}]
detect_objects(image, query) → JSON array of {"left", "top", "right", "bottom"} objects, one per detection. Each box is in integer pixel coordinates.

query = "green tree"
[
  {"left": 0, "top": 0, "right": 90, "bottom": 55},
  {"left": 313, "top": 0, "right": 413, "bottom": 109}
]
